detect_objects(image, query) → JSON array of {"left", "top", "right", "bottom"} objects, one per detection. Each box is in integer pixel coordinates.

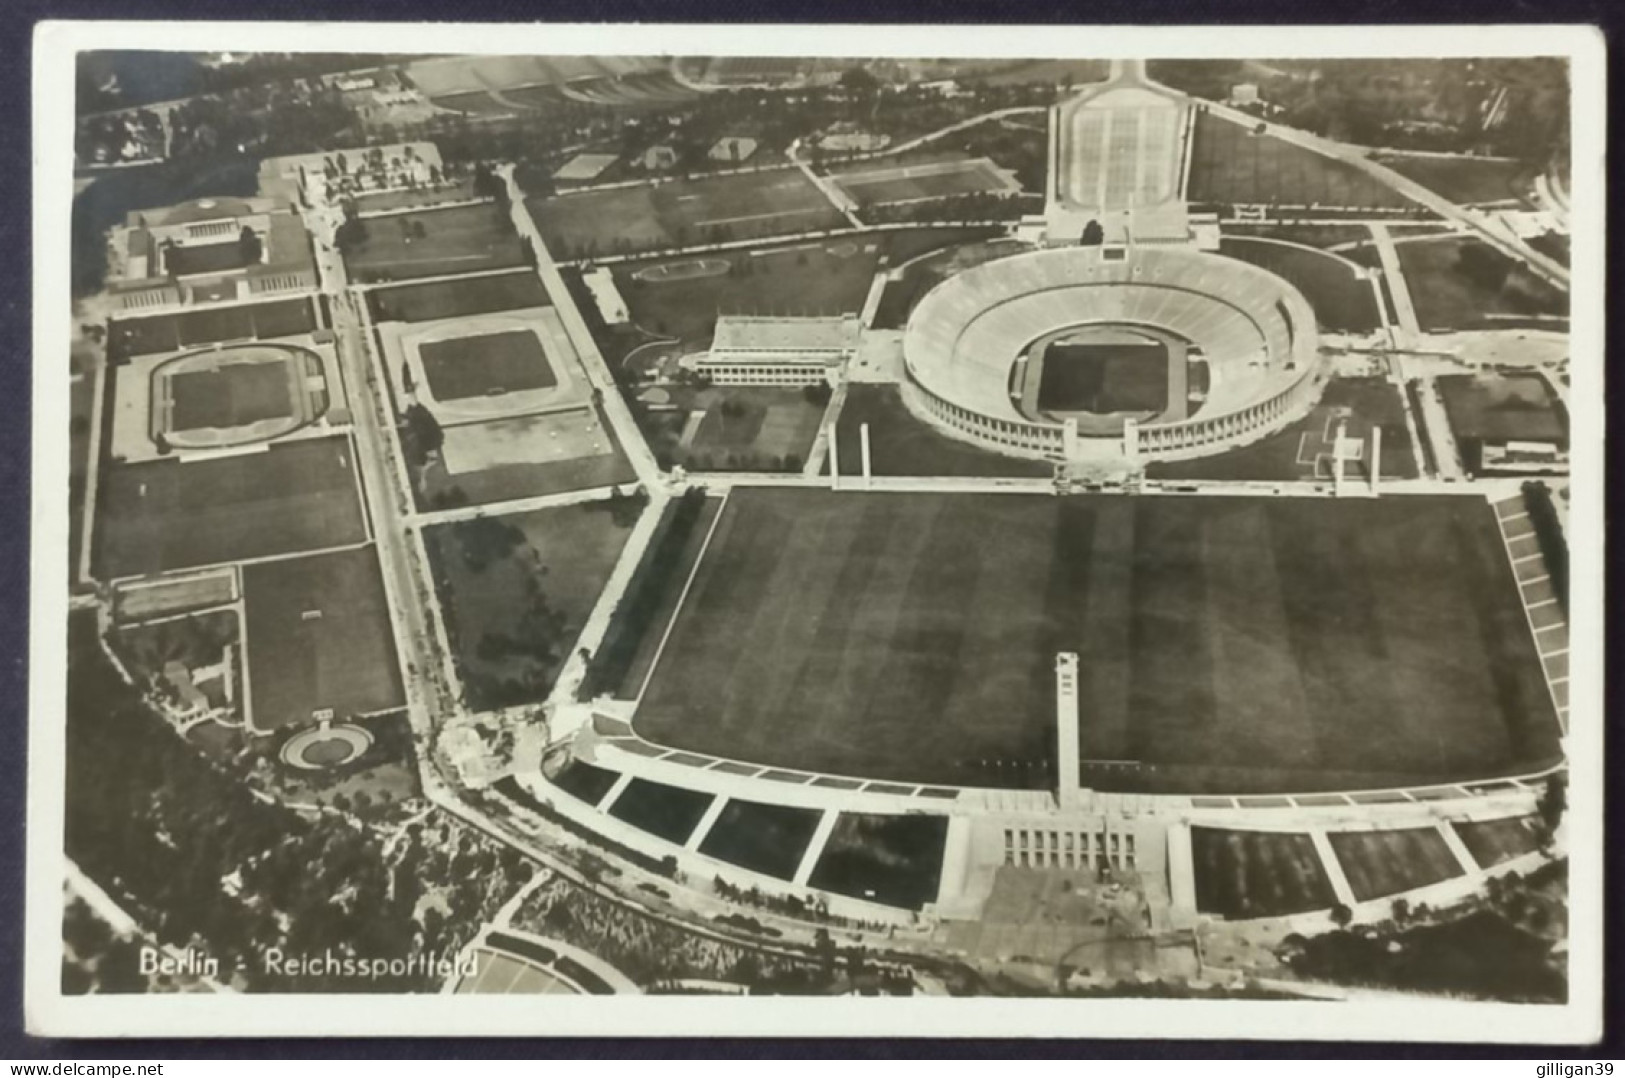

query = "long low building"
[{"left": 684, "top": 314, "right": 861, "bottom": 386}]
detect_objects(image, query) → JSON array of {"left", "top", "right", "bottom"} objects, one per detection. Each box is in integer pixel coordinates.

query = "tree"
[
  {"left": 1080, "top": 219, "right": 1105, "bottom": 246},
  {"left": 238, "top": 226, "right": 263, "bottom": 265},
  {"left": 1390, "top": 897, "right": 1410, "bottom": 924},
  {"left": 1329, "top": 903, "right": 1354, "bottom": 928},
  {"left": 1536, "top": 773, "right": 1567, "bottom": 846}
]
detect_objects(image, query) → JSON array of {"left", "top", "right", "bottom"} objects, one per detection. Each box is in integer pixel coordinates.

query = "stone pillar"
[
  {"left": 1332, "top": 416, "right": 1348, "bottom": 496},
  {"left": 828, "top": 423, "right": 840, "bottom": 492},
  {"left": 1064, "top": 417, "right": 1080, "bottom": 462},
  {"left": 860, "top": 422, "right": 873, "bottom": 490},
  {"left": 1122, "top": 417, "right": 1139, "bottom": 466},
  {"left": 1055, "top": 652, "right": 1081, "bottom": 813},
  {"left": 1370, "top": 424, "right": 1382, "bottom": 495}
]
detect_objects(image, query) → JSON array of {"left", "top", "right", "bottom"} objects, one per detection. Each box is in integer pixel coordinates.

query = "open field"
[
  {"left": 1147, "top": 377, "right": 1417, "bottom": 483},
  {"left": 1392, "top": 238, "right": 1569, "bottom": 331},
  {"left": 806, "top": 814, "right": 949, "bottom": 910},
  {"left": 633, "top": 386, "right": 824, "bottom": 473},
  {"left": 1187, "top": 112, "right": 1417, "bottom": 210},
  {"left": 353, "top": 178, "right": 480, "bottom": 215},
  {"left": 529, "top": 169, "right": 844, "bottom": 259},
  {"left": 95, "top": 435, "right": 367, "bottom": 579},
  {"left": 1191, "top": 828, "right": 1336, "bottom": 919},
  {"left": 419, "top": 329, "right": 558, "bottom": 401},
  {"left": 1327, "top": 827, "right": 1465, "bottom": 902},
  {"left": 633, "top": 489, "right": 1561, "bottom": 794},
  {"left": 1037, "top": 341, "right": 1169, "bottom": 415},
  {"left": 413, "top": 406, "right": 637, "bottom": 510},
  {"left": 1216, "top": 238, "right": 1381, "bottom": 333},
  {"left": 241, "top": 545, "right": 404, "bottom": 732},
  {"left": 616, "top": 239, "right": 881, "bottom": 345},
  {"left": 1373, "top": 154, "right": 1534, "bottom": 206},
  {"left": 1453, "top": 815, "right": 1544, "bottom": 869},
  {"left": 110, "top": 297, "right": 319, "bottom": 358},
  {"left": 344, "top": 202, "right": 528, "bottom": 283},
  {"left": 367, "top": 272, "right": 549, "bottom": 323},
  {"left": 696, "top": 799, "right": 822, "bottom": 881},
  {"left": 1437, "top": 372, "right": 1567, "bottom": 474},
  {"left": 831, "top": 386, "right": 1053, "bottom": 479},
  {"left": 425, "top": 499, "right": 638, "bottom": 710},
  {"left": 828, "top": 157, "right": 1016, "bottom": 208},
  {"left": 549, "top": 760, "right": 621, "bottom": 805},
  {"left": 168, "top": 361, "right": 294, "bottom": 431}
]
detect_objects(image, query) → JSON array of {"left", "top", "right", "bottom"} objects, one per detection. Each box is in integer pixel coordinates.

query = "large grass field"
[
  {"left": 528, "top": 169, "right": 844, "bottom": 259},
  {"left": 1436, "top": 372, "right": 1567, "bottom": 475},
  {"left": 1327, "top": 827, "right": 1465, "bottom": 902},
  {"left": 366, "top": 272, "right": 549, "bottom": 323},
  {"left": 95, "top": 435, "right": 367, "bottom": 578},
  {"left": 633, "top": 386, "right": 824, "bottom": 473},
  {"left": 426, "top": 499, "right": 639, "bottom": 710},
  {"left": 419, "top": 329, "right": 557, "bottom": 401},
  {"left": 1037, "top": 341, "right": 1169, "bottom": 415},
  {"left": 1187, "top": 112, "right": 1417, "bottom": 211},
  {"left": 1147, "top": 377, "right": 1417, "bottom": 483},
  {"left": 1373, "top": 153, "right": 1534, "bottom": 206},
  {"left": 413, "top": 406, "right": 637, "bottom": 511},
  {"left": 241, "top": 545, "right": 404, "bottom": 731},
  {"left": 344, "top": 202, "right": 528, "bottom": 283},
  {"left": 1216, "top": 237, "right": 1382, "bottom": 334},
  {"left": 1393, "top": 238, "right": 1569, "bottom": 331},
  {"left": 829, "top": 157, "right": 1013, "bottom": 208},
  {"left": 633, "top": 489, "right": 1561, "bottom": 794}
]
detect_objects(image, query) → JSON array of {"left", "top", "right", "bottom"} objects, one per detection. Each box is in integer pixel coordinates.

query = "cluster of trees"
[
  {"left": 398, "top": 402, "right": 443, "bottom": 469},
  {"left": 64, "top": 613, "right": 522, "bottom": 992}
]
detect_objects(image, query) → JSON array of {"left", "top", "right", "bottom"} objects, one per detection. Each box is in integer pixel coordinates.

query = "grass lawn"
[
  {"left": 419, "top": 329, "right": 558, "bottom": 400},
  {"left": 831, "top": 385, "right": 1053, "bottom": 479},
  {"left": 633, "top": 489, "right": 1561, "bottom": 794},
  {"left": 1147, "top": 377, "right": 1417, "bottom": 483},
  {"left": 426, "top": 499, "right": 640, "bottom": 711},
  {"left": 806, "top": 813, "right": 949, "bottom": 910},
  {"left": 695, "top": 799, "right": 822, "bottom": 881},
  {"left": 633, "top": 386, "right": 824, "bottom": 473},
  {"left": 344, "top": 202, "right": 527, "bottom": 283},
  {"left": 241, "top": 545, "right": 404, "bottom": 731},
  {"left": 529, "top": 168, "right": 843, "bottom": 259},
  {"left": 1373, "top": 153, "right": 1534, "bottom": 206},
  {"left": 1436, "top": 372, "right": 1567, "bottom": 474},
  {"left": 353, "top": 178, "right": 480, "bottom": 214},
  {"left": 367, "top": 272, "right": 549, "bottom": 323},
  {"left": 1216, "top": 238, "right": 1381, "bottom": 333},
  {"left": 1327, "top": 827, "right": 1465, "bottom": 902},
  {"left": 95, "top": 434, "right": 367, "bottom": 578},
  {"left": 413, "top": 406, "right": 637, "bottom": 511},
  {"left": 1453, "top": 815, "right": 1543, "bottom": 870},
  {"left": 830, "top": 158, "right": 1010, "bottom": 208},
  {"left": 1395, "top": 238, "right": 1569, "bottom": 331},
  {"left": 1191, "top": 828, "right": 1336, "bottom": 919},
  {"left": 1187, "top": 112, "right": 1417, "bottom": 210},
  {"left": 604, "top": 778, "right": 714, "bottom": 845},
  {"left": 1038, "top": 341, "right": 1169, "bottom": 414},
  {"left": 169, "top": 361, "right": 295, "bottom": 430},
  {"left": 615, "top": 239, "right": 882, "bottom": 345}
]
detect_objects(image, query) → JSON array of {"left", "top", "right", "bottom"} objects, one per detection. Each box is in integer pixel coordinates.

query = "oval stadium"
[{"left": 903, "top": 244, "right": 1324, "bottom": 464}]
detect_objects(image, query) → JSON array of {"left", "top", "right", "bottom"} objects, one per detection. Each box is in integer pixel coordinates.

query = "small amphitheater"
[{"left": 903, "top": 244, "right": 1326, "bottom": 464}]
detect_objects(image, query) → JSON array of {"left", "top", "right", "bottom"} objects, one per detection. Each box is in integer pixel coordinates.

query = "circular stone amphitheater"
[{"left": 902, "top": 245, "right": 1326, "bottom": 463}]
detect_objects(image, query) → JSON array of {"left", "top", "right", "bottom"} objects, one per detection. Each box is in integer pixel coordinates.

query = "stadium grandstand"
[{"left": 903, "top": 245, "right": 1323, "bottom": 462}]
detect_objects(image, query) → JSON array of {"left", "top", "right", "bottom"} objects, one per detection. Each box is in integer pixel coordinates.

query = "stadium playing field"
[
  {"left": 241, "top": 545, "right": 404, "bottom": 731},
  {"left": 418, "top": 329, "right": 558, "bottom": 401},
  {"left": 1037, "top": 341, "right": 1169, "bottom": 415},
  {"left": 343, "top": 203, "right": 527, "bottom": 283},
  {"left": 168, "top": 362, "right": 294, "bottom": 430},
  {"left": 634, "top": 490, "right": 1561, "bottom": 794},
  {"left": 95, "top": 435, "right": 368, "bottom": 578}
]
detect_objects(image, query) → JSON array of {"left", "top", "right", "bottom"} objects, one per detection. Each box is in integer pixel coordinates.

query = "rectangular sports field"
[
  {"left": 1038, "top": 342, "right": 1169, "bottom": 414},
  {"left": 344, "top": 203, "right": 527, "bottom": 283},
  {"left": 169, "top": 363, "right": 294, "bottom": 430},
  {"left": 418, "top": 329, "right": 558, "bottom": 400},
  {"left": 366, "top": 272, "right": 549, "bottom": 323},
  {"left": 830, "top": 158, "right": 1015, "bottom": 208},
  {"left": 528, "top": 169, "right": 844, "bottom": 258},
  {"left": 95, "top": 435, "right": 368, "bottom": 579},
  {"left": 633, "top": 490, "right": 1561, "bottom": 794},
  {"left": 241, "top": 545, "right": 404, "bottom": 731},
  {"left": 110, "top": 297, "right": 318, "bottom": 358}
]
